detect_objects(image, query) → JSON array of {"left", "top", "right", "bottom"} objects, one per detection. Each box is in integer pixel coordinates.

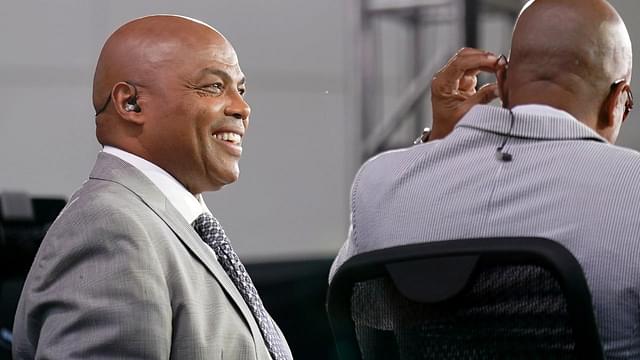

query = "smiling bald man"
[{"left": 12, "top": 15, "right": 291, "bottom": 360}]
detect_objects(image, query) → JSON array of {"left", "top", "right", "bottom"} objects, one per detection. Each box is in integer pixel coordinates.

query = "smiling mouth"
[{"left": 213, "top": 132, "right": 242, "bottom": 146}]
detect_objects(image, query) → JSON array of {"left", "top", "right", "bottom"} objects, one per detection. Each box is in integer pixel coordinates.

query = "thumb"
[{"left": 468, "top": 82, "right": 499, "bottom": 106}]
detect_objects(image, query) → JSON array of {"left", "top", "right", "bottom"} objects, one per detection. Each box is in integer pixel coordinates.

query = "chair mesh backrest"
[{"left": 350, "top": 264, "right": 577, "bottom": 360}]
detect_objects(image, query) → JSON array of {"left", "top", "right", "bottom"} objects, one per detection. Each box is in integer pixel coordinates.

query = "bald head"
[
  {"left": 510, "top": 0, "right": 631, "bottom": 85},
  {"left": 93, "top": 15, "right": 236, "bottom": 113},
  {"left": 92, "top": 15, "right": 251, "bottom": 193},
  {"left": 502, "top": 0, "right": 632, "bottom": 140}
]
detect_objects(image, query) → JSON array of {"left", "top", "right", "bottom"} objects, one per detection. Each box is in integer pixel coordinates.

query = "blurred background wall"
[{"left": 0, "top": 0, "right": 638, "bottom": 262}]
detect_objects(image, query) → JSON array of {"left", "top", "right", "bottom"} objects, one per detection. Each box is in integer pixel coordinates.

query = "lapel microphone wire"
[{"left": 496, "top": 109, "right": 515, "bottom": 162}]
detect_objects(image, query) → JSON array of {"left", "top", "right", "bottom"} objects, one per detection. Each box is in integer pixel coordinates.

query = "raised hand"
[{"left": 430, "top": 48, "right": 505, "bottom": 140}]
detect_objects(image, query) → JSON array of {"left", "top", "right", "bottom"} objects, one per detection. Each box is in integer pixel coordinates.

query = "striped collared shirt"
[{"left": 332, "top": 104, "right": 640, "bottom": 358}]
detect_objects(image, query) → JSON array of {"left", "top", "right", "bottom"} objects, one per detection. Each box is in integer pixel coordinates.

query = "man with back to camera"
[
  {"left": 331, "top": 0, "right": 639, "bottom": 357},
  {"left": 12, "top": 15, "right": 292, "bottom": 359}
]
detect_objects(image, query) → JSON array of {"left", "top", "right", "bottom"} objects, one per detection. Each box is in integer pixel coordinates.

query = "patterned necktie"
[{"left": 192, "top": 213, "right": 290, "bottom": 360}]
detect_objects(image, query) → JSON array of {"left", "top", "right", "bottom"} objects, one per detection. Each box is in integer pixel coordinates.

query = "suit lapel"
[{"left": 89, "top": 152, "right": 265, "bottom": 344}]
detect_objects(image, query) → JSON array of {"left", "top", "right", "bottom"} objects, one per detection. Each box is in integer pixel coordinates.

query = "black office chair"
[{"left": 327, "top": 237, "right": 604, "bottom": 360}]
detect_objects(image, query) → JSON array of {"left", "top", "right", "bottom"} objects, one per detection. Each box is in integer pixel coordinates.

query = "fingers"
[
  {"left": 432, "top": 48, "right": 500, "bottom": 97},
  {"left": 430, "top": 49, "right": 503, "bottom": 140},
  {"left": 469, "top": 82, "right": 500, "bottom": 106},
  {"left": 459, "top": 70, "right": 479, "bottom": 94},
  {"left": 440, "top": 48, "right": 499, "bottom": 79}
]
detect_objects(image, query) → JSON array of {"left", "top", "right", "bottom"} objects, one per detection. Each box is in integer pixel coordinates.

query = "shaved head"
[
  {"left": 502, "top": 0, "right": 632, "bottom": 140},
  {"left": 510, "top": 0, "right": 631, "bottom": 87},
  {"left": 93, "top": 15, "right": 235, "bottom": 113},
  {"left": 92, "top": 15, "right": 251, "bottom": 193}
]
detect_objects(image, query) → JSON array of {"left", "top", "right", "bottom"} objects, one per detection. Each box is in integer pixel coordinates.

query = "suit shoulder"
[
  {"left": 41, "top": 178, "right": 164, "bottom": 259},
  {"left": 14, "top": 179, "right": 174, "bottom": 360},
  {"left": 56, "top": 178, "right": 159, "bottom": 227}
]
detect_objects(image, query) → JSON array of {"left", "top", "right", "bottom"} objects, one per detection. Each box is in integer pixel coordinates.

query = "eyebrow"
[{"left": 197, "top": 67, "right": 246, "bottom": 85}]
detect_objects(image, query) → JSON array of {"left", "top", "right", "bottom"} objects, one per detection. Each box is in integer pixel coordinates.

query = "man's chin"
[
  {"left": 206, "top": 169, "right": 240, "bottom": 192},
  {"left": 223, "top": 168, "right": 240, "bottom": 184}
]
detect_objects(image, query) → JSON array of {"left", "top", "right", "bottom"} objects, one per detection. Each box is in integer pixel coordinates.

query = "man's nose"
[{"left": 225, "top": 91, "right": 251, "bottom": 121}]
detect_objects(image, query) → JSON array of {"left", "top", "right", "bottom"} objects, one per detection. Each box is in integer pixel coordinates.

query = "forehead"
[
  {"left": 179, "top": 41, "right": 246, "bottom": 82},
  {"left": 201, "top": 41, "right": 238, "bottom": 66}
]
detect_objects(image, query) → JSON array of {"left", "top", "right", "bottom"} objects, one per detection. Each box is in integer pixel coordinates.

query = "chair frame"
[{"left": 327, "top": 237, "right": 604, "bottom": 359}]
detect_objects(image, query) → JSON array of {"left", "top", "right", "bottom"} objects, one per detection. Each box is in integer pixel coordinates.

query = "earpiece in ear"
[{"left": 125, "top": 97, "right": 141, "bottom": 113}]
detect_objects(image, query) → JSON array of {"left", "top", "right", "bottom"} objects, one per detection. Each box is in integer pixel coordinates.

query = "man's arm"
[{"left": 13, "top": 202, "right": 172, "bottom": 359}]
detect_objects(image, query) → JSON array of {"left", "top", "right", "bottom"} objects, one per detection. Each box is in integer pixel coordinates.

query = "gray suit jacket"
[
  {"left": 13, "top": 152, "right": 279, "bottom": 359},
  {"left": 331, "top": 105, "right": 640, "bottom": 359}
]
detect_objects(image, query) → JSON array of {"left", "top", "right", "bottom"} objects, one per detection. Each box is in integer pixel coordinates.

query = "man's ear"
[
  {"left": 601, "top": 80, "right": 630, "bottom": 129},
  {"left": 496, "top": 57, "right": 509, "bottom": 108},
  {"left": 112, "top": 81, "right": 144, "bottom": 125}
]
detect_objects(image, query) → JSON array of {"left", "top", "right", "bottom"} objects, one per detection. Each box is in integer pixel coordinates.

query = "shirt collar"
[
  {"left": 102, "top": 146, "right": 210, "bottom": 224},
  {"left": 456, "top": 104, "right": 607, "bottom": 143},
  {"left": 511, "top": 104, "right": 576, "bottom": 119}
]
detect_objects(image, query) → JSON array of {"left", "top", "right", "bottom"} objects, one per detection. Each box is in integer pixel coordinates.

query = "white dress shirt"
[{"left": 102, "top": 146, "right": 210, "bottom": 225}]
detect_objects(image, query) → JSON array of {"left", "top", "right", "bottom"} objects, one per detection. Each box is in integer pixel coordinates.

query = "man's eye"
[
  {"left": 204, "top": 83, "right": 224, "bottom": 94},
  {"left": 238, "top": 88, "right": 246, "bottom": 96}
]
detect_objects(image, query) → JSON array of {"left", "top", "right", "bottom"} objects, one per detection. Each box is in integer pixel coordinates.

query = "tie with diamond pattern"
[{"left": 192, "top": 213, "right": 290, "bottom": 360}]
